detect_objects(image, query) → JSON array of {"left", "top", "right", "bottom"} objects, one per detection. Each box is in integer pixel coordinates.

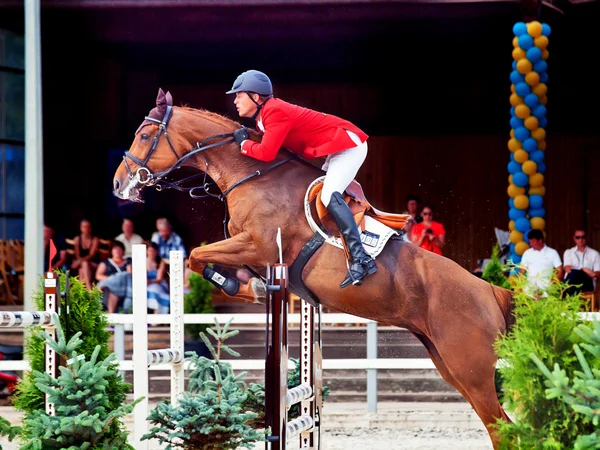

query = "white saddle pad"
[{"left": 303, "top": 176, "right": 398, "bottom": 258}]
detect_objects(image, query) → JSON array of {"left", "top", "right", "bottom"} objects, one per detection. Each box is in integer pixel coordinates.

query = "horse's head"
[{"left": 113, "top": 88, "right": 239, "bottom": 202}]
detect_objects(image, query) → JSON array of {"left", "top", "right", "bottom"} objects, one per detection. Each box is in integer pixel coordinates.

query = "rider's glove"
[{"left": 233, "top": 127, "right": 249, "bottom": 146}]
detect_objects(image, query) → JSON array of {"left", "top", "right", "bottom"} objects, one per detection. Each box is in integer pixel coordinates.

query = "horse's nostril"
[{"left": 113, "top": 179, "right": 120, "bottom": 191}]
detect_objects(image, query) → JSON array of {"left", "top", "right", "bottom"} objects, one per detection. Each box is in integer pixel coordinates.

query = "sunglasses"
[{"left": 575, "top": 235, "right": 587, "bottom": 239}]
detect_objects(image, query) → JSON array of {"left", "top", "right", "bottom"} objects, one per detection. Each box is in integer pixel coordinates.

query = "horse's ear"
[
  {"left": 165, "top": 91, "right": 173, "bottom": 107},
  {"left": 156, "top": 88, "right": 166, "bottom": 108}
]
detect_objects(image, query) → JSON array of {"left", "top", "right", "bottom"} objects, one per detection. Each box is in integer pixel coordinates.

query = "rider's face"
[{"left": 234, "top": 92, "right": 258, "bottom": 118}]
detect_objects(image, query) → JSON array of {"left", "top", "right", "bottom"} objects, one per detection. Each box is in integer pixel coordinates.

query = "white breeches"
[{"left": 320, "top": 130, "right": 368, "bottom": 207}]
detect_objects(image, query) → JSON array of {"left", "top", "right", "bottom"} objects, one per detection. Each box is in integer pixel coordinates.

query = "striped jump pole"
[
  {"left": 0, "top": 271, "right": 60, "bottom": 415},
  {"left": 265, "top": 263, "right": 322, "bottom": 449}
]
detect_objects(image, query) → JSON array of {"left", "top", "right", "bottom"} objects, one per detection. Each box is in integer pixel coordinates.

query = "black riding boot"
[{"left": 327, "top": 192, "right": 378, "bottom": 288}]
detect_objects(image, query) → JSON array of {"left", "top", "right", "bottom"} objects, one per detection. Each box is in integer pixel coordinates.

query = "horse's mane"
[{"left": 178, "top": 106, "right": 242, "bottom": 131}]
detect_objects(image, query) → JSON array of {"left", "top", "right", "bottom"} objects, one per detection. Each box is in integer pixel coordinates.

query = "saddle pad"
[{"left": 304, "top": 177, "right": 398, "bottom": 258}]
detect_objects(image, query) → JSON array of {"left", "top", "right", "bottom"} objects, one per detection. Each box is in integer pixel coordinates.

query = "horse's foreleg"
[{"left": 189, "top": 233, "right": 269, "bottom": 304}]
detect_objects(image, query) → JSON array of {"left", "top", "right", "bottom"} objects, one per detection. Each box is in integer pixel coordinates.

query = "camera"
[{"left": 426, "top": 229, "right": 433, "bottom": 234}]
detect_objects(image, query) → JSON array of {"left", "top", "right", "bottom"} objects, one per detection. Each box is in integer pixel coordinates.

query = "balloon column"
[{"left": 507, "top": 20, "right": 550, "bottom": 265}]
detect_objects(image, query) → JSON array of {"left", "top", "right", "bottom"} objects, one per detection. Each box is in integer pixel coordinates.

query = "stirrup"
[{"left": 340, "top": 259, "right": 377, "bottom": 289}]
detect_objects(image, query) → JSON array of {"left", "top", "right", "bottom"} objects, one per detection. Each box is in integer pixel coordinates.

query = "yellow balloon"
[
  {"left": 508, "top": 184, "right": 526, "bottom": 198},
  {"left": 517, "top": 58, "right": 533, "bottom": 74},
  {"left": 511, "top": 84, "right": 516, "bottom": 93},
  {"left": 540, "top": 95, "right": 548, "bottom": 105},
  {"left": 533, "top": 83, "right": 548, "bottom": 97},
  {"left": 510, "top": 128, "right": 515, "bottom": 138},
  {"left": 530, "top": 173, "right": 544, "bottom": 187},
  {"left": 542, "top": 49, "right": 549, "bottom": 60},
  {"left": 525, "top": 116, "right": 539, "bottom": 130},
  {"left": 509, "top": 220, "right": 515, "bottom": 231},
  {"left": 508, "top": 174, "right": 513, "bottom": 184},
  {"left": 529, "top": 185, "right": 546, "bottom": 196},
  {"left": 514, "top": 149, "right": 529, "bottom": 163},
  {"left": 522, "top": 160, "right": 538, "bottom": 175},
  {"left": 530, "top": 217, "right": 546, "bottom": 230},
  {"left": 508, "top": 138, "right": 522, "bottom": 152},
  {"left": 528, "top": 21, "right": 543, "bottom": 38},
  {"left": 513, "top": 47, "right": 526, "bottom": 61},
  {"left": 532, "top": 128, "right": 546, "bottom": 140},
  {"left": 510, "top": 230, "right": 524, "bottom": 244},
  {"left": 538, "top": 140, "right": 547, "bottom": 150},
  {"left": 535, "top": 35, "right": 549, "bottom": 50},
  {"left": 525, "top": 71, "right": 540, "bottom": 86},
  {"left": 514, "top": 194, "right": 529, "bottom": 210},
  {"left": 510, "top": 94, "right": 524, "bottom": 107},
  {"left": 515, "top": 104, "right": 531, "bottom": 119},
  {"left": 516, "top": 241, "right": 530, "bottom": 256},
  {"left": 513, "top": 36, "right": 519, "bottom": 48}
]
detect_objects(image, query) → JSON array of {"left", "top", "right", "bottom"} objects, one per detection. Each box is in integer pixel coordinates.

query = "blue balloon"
[
  {"left": 523, "top": 138, "right": 537, "bottom": 152},
  {"left": 510, "top": 116, "right": 524, "bottom": 129},
  {"left": 515, "top": 217, "right": 531, "bottom": 233},
  {"left": 540, "top": 72, "right": 549, "bottom": 83},
  {"left": 508, "top": 161, "right": 522, "bottom": 174},
  {"left": 530, "top": 194, "right": 543, "bottom": 209},
  {"left": 510, "top": 208, "right": 527, "bottom": 220},
  {"left": 513, "top": 22, "right": 528, "bottom": 36},
  {"left": 529, "top": 150, "right": 545, "bottom": 164},
  {"left": 513, "top": 171, "right": 529, "bottom": 187},
  {"left": 542, "top": 23, "right": 551, "bottom": 37},
  {"left": 516, "top": 82, "right": 531, "bottom": 97},
  {"left": 533, "top": 105, "right": 547, "bottom": 119},
  {"left": 510, "top": 152, "right": 515, "bottom": 162},
  {"left": 519, "top": 34, "right": 534, "bottom": 50},
  {"left": 523, "top": 232, "right": 530, "bottom": 244},
  {"left": 510, "top": 106, "right": 516, "bottom": 117},
  {"left": 510, "top": 243, "right": 516, "bottom": 254},
  {"left": 510, "top": 70, "right": 525, "bottom": 85},
  {"left": 524, "top": 93, "right": 539, "bottom": 108},
  {"left": 512, "top": 60, "right": 517, "bottom": 71},
  {"left": 515, "top": 127, "right": 530, "bottom": 142},
  {"left": 533, "top": 60, "right": 548, "bottom": 74},
  {"left": 511, "top": 254, "right": 522, "bottom": 265},
  {"left": 508, "top": 198, "right": 515, "bottom": 209},
  {"left": 539, "top": 117, "right": 548, "bottom": 128},
  {"left": 526, "top": 47, "right": 543, "bottom": 63},
  {"left": 529, "top": 208, "right": 546, "bottom": 218},
  {"left": 537, "top": 162, "right": 546, "bottom": 173}
]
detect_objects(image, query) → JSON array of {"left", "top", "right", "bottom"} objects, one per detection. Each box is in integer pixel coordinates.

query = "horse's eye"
[{"left": 140, "top": 133, "right": 150, "bottom": 141}]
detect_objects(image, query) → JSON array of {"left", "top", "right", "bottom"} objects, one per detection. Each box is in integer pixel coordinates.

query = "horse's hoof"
[{"left": 250, "top": 278, "right": 267, "bottom": 304}]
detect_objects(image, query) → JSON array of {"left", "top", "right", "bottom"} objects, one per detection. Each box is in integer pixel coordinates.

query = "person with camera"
[
  {"left": 410, "top": 204, "right": 446, "bottom": 256},
  {"left": 563, "top": 229, "right": 600, "bottom": 294}
]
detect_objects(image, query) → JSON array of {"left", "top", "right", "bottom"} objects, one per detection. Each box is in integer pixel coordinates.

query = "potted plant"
[{"left": 184, "top": 270, "right": 216, "bottom": 358}]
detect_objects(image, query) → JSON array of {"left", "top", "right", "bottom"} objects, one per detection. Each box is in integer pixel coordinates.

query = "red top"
[
  {"left": 411, "top": 221, "right": 446, "bottom": 256},
  {"left": 241, "top": 98, "right": 368, "bottom": 162}
]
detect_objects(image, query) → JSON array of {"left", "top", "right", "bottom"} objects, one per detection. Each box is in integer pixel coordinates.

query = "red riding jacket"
[{"left": 240, "top": 98, "right": 368, "bottom": 162}]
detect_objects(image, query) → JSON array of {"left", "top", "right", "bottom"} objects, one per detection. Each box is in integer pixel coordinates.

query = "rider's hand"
[{"left": 233, "top": 127, "right": 249, "bottom": 146}]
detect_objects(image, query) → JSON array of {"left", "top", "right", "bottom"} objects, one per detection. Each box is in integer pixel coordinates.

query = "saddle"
[{"left": 308, "top": 181, "right": 410, "bottom": 238}]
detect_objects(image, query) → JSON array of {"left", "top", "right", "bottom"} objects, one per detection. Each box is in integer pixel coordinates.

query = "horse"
[{"left": 113, "top": 88, "right": 514, "bottom": 448}]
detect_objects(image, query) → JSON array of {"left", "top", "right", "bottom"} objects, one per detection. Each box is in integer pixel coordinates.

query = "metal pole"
[
  {"left": 24, "top": 0, "right": 44, "bottom": 311},
  {"left": 367, "top": 321, "right": 378, "bottom": 413}
]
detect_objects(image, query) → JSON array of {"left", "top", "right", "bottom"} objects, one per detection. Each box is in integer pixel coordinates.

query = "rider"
[{"left": 226, "top": 69, "right": 377, "bottom": 288}]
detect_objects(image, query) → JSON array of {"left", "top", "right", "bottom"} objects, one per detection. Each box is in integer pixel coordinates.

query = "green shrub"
[
  {"left": 184, "top": 271, "right": 215, "bottom": 340},
  {"left": 482, "top": 244, "right": 511, "bottom": 289}
]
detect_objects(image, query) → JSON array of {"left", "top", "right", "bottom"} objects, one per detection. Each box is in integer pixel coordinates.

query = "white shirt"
[
  {"left": 521, "top": 245, "right": 562, "bottom": 293},
  {"left": 114, "top": 232, "right": 144, "bottom": 259},
  {"left": 563, "top": 246, "right": 600, "bottom": 288}
]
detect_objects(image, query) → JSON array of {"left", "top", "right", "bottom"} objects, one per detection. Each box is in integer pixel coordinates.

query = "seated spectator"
[
  {"left": 410, "top": 204, "right": 446, "bottom": 256},
  {"left": 146, "top": 242, "right": 170, "bottom": 314},
  {"left": 70, "top": 219, "right": 100, "bottom": 290},
  {"left": 96, "top": 241, "right": 132, "bottom": 313},
  {"left": 114, "top": 218, "right": 144, "bottom": 259},
  {"left": 520, "top": 229, "right": 563, "bottom": 297},
  {"left": 563, "top": 229, "right": 600, "bottom": 295},
  {"left": 44, "top": 223, "right": 68, "bottom": 273},
  {"left": 151, "top": 217, "right": 187, "bottom": 262}
]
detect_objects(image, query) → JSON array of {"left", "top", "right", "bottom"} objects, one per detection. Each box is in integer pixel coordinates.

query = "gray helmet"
[{"left": 226, "top": 70, "right": 273, "bottom": 96}]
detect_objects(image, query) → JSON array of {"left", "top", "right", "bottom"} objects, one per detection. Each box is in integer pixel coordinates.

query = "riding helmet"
[{"left": 226, "top": 70, "right": 273, "bottom": 96}]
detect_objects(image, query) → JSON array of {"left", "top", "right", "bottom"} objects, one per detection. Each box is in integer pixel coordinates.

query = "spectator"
[
  {"left": 410, "top": 204, "right": 446, "bottom": 256},
  {"left": 114, "top": 218, "right": 144, "bottom": 259},
  {"left": 402, "top": 195, "right": 422, "bottom": 242},
  {"left": 70, "top": 219, "right": 100, "bottom": 290},
  {"left": 563, "top": 229, "right": 600, "bottom": 294},
  {"left": 520, "top": 229, "right": 563, "bottom": 297},
  {"left": 151, "top": 217, "right": 187, "bottom": 261},
  {"left": 43, "top": 223, "right": 67, "bottom": 272},
  {"left": 146, "top": 242, "right": 170, "bottom": 314},
  {"left": 96, "top": 241, "right": 132, "bottom": 313}
]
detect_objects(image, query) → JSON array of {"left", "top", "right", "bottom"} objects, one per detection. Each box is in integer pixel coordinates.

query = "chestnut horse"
[{"left": 113, "top": 89, "right": 513, "bottom": 448}]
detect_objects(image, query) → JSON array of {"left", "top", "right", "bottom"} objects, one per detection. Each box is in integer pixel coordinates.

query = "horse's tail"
[{"left": 491, "top": 285, "right": 516, "bottom": 332}]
